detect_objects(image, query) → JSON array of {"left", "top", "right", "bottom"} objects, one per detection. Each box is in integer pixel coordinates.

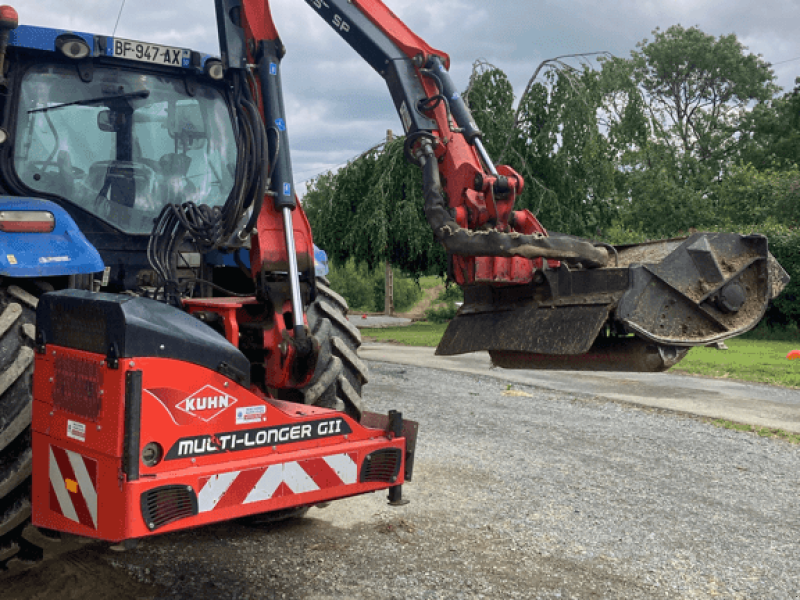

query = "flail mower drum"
[{"left": 437, "top": 232, "right": 790, "bottom": 372}]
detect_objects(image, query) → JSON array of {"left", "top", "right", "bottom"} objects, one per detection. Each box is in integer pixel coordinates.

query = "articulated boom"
[{"left": 229, "top": 0, "right": 788, "bottom": 372}]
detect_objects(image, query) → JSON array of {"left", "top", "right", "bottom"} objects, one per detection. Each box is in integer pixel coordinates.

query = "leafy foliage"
[
  {"left": 752, "top": 222, "right": 800, "bottom": 326},
  {"left": 325, "top": 259, "right": 422, "bottom": 312},
  {"left": 466, "top": 59, "right": 618, "bottom": 237},
  {"left": 598, "top": 25, "right": 778, "bottom": 236},
  {"left": 739, "top": 82, "right": 800, "bottom": 170},
  {"left": 424, "top": 303, "right": 458, "bottom": 323},
  {"left": 304, "top": 138, "right": 445, "bottom": 276}
]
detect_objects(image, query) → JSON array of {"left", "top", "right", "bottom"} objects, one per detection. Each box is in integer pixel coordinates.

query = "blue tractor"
[{"left": 0, "top": 4, "right": 367, "bottom": 569}]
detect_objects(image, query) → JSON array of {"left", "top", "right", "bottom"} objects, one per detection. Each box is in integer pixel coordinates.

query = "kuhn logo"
[{"left": 176, "top": 385, "right": 237, "bottom": 422}]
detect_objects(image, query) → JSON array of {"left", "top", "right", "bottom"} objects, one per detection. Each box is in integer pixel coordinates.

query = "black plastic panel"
[
  {"left": 37, "top": 289, "right": 250, "bottom": 387},
  {"left": 360, "top": 448, "right": 402, "bottom": 483}
]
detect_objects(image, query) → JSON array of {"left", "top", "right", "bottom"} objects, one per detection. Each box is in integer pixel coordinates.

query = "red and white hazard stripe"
[
  {"left": 49, "top": 445, "right": 98, "bottom": 529},
  {"left": 197, "top": 452, "right": 358, "bottom": 513}
]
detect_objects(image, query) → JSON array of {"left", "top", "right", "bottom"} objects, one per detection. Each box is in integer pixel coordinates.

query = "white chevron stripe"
[
  {"left": 283, "top": 462, "right": 319, "bottom": 494},
  {"left": 243, "top": 465, "right": 283, "bottom": 504},
  {"left": 205, "top": 453, "right": 361, "bottom": 511},
  {"left": 197, "top": 471, "right": 239, "bottom": 512},
  {"left": 49, "top": 447, "right": 78, "bottom": 523},
  {"left": 67, "top": 450, "right": 97, "bottom": 528},
  {"left": 322, "top": 453, "right": 357, "bottom": 484}
]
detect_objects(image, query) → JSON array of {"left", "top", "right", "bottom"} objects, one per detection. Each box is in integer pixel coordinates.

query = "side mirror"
[
  {"left": 97, "top": 110, "right": 127, "bottom": 132},
  {"left": 97, "top": 110, "right": 114, "bottom": 132}
]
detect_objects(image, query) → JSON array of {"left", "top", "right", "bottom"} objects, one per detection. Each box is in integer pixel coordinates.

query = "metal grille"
[
  {"left": 53, "top": 355, "right": 104, "bottom": 420},
  {"left": 140, "top": 485, "right": 198, "bottom": 531},
  {"left": 360, "top": 448, "right": 402, "bottom": 483},
  {"left": 51, "top": 303, "right": 107, "bottom": 355}
]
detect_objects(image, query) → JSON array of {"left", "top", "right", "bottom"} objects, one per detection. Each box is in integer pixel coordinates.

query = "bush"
[
  {"left": 326, "top": 260, "right": 374, "bottom": 311},
  {"left": 424, "top": 303, "right": 458, "bottom": 323},
  {"left": 326, "top": 260, "right": 423, "bottom": 313},
  {"left": 740, "top": 320, "right": 800, "bottom": 341},
  {"left": 438, "top": 284, "right": 463, "bottom": 303},
  {"left": 751, "top": 221, "right": 800, "bottom": 328}
]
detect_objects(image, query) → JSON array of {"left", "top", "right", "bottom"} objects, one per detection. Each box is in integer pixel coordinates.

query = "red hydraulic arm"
[
  {"left": 227, "top": 0, "right": 608, "bottom": 290},
  {"left": 206, "top": 0, "right": 609, "bottom": 391}
]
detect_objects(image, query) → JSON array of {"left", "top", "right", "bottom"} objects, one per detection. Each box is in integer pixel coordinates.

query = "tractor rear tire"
[
  {"left": 0, "top": 285, "right": 40, "bottom": 571},
  {"left": 302, "top": 277, "right": 368, "bottom": 421},
  {"left": 0, "top": 285, "right": 87, "bottom": 575},
  {"left": 243, "top": 278, "right": 367, "bottom": 525}
]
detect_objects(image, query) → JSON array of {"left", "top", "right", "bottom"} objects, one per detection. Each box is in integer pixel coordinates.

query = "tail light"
[{"left": 0, "top": 210, "right": 55, "bottom": 233}]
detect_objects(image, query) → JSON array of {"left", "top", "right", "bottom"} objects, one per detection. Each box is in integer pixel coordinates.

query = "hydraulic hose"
[
  {"left": 146, "top": 72, "right": 268, "bottom": 304},
  {"left": 418, "top": 141, "right": 609, "bottom": 269}
]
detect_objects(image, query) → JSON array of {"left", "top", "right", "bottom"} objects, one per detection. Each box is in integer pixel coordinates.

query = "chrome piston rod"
[{"left": 282, "top": 206, "right": 306, "bottom": 339}]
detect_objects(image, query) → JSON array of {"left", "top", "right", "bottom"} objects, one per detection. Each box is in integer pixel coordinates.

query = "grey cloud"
[{"left": 20, "top": 0, "right": 800, "bottom": 189}]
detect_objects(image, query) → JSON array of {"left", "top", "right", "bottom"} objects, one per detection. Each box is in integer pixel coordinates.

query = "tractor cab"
[
  {"left": 9, "top": 29, "right": 237, "bottom": 230},
  {"left": 4, "top": 24, "right": 241, "bottom": 289}
]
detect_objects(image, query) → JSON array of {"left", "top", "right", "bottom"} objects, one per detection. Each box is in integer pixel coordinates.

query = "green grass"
[
  {"left": 672, "top": 338, "right": 800, "bottom": 388},
  {"left": 362, "top": 322, "right": 448, "bottom": 347},
  {"left": 710, "top": 419, "right": 800, "bottom": 444},
  {"left": 363, "top": 324, "right": 800, "bottom": 389},
  {"left": 418, "top": 275, "right": 443, "bottom": 290}
]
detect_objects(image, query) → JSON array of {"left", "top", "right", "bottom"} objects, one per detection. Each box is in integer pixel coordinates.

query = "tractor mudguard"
[{"left": 0, "top": 197, "right": 103, "bottom": 278}]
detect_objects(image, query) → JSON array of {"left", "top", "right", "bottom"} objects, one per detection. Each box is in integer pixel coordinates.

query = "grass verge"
[
  {"left": 710, "top": 419, "right": 800, "bottom": 444},
  {"left": 362, "top": 322, "right": 448, "bottom": 347},
  {"left": 672, "top": 338, "right": 800, "bottom": 388}
]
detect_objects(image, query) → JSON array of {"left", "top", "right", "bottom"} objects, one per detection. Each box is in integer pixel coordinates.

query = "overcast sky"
[{"left": 19, "top": 0, "right": 800, "bottom": 193}]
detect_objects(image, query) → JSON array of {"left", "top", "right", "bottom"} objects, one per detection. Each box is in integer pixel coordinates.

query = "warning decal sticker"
[{"left": 49, "top": 445, "right": 98, "bottom": 530}]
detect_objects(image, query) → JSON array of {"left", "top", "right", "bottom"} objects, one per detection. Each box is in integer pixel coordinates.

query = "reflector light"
[
  {"left": 0, "top": 210, "right": 55, "bottom": 233},
  {"left": 55, "top": 33, "right": 90, "bottom": 60},
  {"left": 204, "top": 59, "right": 224, "bottom": 80},
  {"left": 0, "top": 6, "right": 18, "bottom": 29}
]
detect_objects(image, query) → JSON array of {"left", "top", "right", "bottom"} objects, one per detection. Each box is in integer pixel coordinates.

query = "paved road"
[
  {"left": 348, "top": 314, "right": 413, "bottom": 327},
  {"left": 359, "top": 343, "right": 800, "bottom": 434}
]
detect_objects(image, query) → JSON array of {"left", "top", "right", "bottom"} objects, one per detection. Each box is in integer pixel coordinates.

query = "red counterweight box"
[{"left": 30, "top": 291, "right": 416, "bottom": 543}]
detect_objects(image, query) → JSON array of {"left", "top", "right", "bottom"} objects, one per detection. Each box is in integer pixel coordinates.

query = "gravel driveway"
[{"left": 5, "top": 360, "right": 799, "bottom": 600}]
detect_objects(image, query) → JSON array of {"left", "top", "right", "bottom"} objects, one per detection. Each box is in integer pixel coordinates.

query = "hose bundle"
[{"left": 147, "top": 73, "right": 269, "bottom": 305}]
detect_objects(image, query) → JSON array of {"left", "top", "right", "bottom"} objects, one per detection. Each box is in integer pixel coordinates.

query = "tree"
[
  {"left": 303, "top": 138, "right": 446, "bottom": 276},
  {"left": 598, "top": 25, "right": 778, "bottom": 235},
  {"left": 739, "top": 81, "right": 800, "bottom": 170},
  {"left": 466, "top": 59, "right": 617, "bottom": 238},
  {"left": 307, "top": 57, "right": 622, "bottom": 277}
]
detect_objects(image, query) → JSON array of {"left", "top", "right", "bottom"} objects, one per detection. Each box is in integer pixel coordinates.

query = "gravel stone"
[{"left": 4, "top": 360, "right": 799, "bottom": 599}]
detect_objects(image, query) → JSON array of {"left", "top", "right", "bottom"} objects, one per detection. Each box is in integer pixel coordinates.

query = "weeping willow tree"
[
  {"left": 466, "top": 56, "right": 617, "bottom": 238},
  {"left": 303, "top": 136, "right": 445, "bottom": 275},
  {"left": 303, "top": 56, "right": 618, "bottom": 277}
]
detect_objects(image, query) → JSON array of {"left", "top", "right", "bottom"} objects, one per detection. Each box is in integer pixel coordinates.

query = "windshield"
[{"left": 14, "top": 64, "right": 237, "bottom": 234}]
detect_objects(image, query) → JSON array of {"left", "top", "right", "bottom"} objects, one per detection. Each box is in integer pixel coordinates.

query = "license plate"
[{"left": 108, "top": 37, "right": 191, "bottom": 68}]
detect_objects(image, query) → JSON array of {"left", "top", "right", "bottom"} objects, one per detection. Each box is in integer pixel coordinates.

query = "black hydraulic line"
[
  {"left": 146, "top": 70, "right": 268, "bottom": 305},
  {"left": 419, "top": 141, "right": 609, "bottom": 268},
  {"left": 421, "top": 56, "right": 481, "bottom": 142}
]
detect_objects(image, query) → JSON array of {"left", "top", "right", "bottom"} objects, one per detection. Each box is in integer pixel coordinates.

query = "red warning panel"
[{"left": 48, "top": 445, "right": 98, "bottom": 530}]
